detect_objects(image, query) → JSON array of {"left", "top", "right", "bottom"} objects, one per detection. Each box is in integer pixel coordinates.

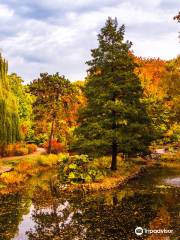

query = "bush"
[
  {"left": 14, "top": 147, "right": 29, "bottom": 156},
  {"left": 44, "top": 140, "right": 64, "bottom": 154},
  {"left": 4, "top": 144, "right": 15, "bottom": 156},
  {"left": 0, "top": 172, "right": 26, "bottom": 185},
  {"left": 59, "top": 154, "right": 105, "bottom": 184},
  {"left": 32, "top": 134, "right": 48, "bottom": 146},
  {"left": 2, "top": 143, "right": 37, "bottom": 157},
  {"left": 27, "top": 144, "right": 37, "bottom": 154},
  {"left": 36, "top": 154, "right": 59, "bottom": 167},
  {"left": 16, "top": 161, "right": 34, "bottom": 173}
]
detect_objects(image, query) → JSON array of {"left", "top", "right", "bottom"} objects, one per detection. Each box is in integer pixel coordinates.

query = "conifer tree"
[
  {"left": 0, "top": 54, "right": 20, "bottom": 154},
  {"left": 76, "top": 18, "right": 153, "bottom": 170}
]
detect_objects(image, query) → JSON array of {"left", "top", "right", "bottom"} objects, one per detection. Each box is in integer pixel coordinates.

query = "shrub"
[
  {"left": 27, "top": 144, "right": 37, "bottom": 154},
  {"left": 14, "top": 147, "right": 29, "bottom": 156},
  {"left": 36, "top": 154, "right": 59, "bottom": 167},
  {"left": 44, "top": 140, "right": 64, "bottom": 154},
  {"left": 59, "top": 155, "right": 105, "bottom": 184},
  {"left": 4, "top": 144, "right": 15, "bottom": 156},
  {"left": 16, "top": 161, "right": 34, "bottom": 173},
  {"left": 0, "top": 172, "right": 26, "bottom": 185},
  {"left": 2, "top": 143, "right": 37, "bottom": 157},
  {"left": 32, "top": 133, "right": 48, "bottom": 146}
]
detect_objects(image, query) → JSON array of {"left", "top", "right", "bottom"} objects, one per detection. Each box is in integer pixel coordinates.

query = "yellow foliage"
[
  {"left": 36, "top": 154, "right": 59, "bottom": 167},
  {"left": 0, "top": 172, "right": 26, "bottom": 185}
]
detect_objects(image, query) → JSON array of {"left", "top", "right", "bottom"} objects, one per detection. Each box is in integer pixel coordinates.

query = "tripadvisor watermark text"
[{"left": 135, "top": 226, "right": 173, "bottom": 236}]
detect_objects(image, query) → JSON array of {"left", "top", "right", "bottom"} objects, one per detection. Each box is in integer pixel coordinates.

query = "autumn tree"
[
  {"left": 160, "top": 56, "right": 180, "bottom": 142},
  {"left": 134, "top": 57, "right": 172, "bottom": 140},
  {"left": 76, "top": 18, "right": 153, "bottom": 170},
  {"left": 29, "top": 73, "right": 73, "bottom": 153}
]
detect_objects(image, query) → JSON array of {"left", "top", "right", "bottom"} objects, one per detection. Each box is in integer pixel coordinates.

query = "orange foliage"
[
  {"left": 134, "top": 57, "right": 166, "bottom": 98},
  {"left": 3, "top": 143, "right": 37, "bottom": 157},
  {"left": 62, "top": 81, "right": 87, "bottom": 127},
  {"left": 44, "top": 139, "right": 64, "bottom": 154}
]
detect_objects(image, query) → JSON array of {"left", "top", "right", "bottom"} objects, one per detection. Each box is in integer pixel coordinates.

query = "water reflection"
[
  {"left": 0, "top": 192, "right": 31, "bottom": 240},
  {"left": 0, "top": 167, "right": 179, "bottom": 240},
  {"left": 26, "top": 187, "right": 86, "bottom": 240}
]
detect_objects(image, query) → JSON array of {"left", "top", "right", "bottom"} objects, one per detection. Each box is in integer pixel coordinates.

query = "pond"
[{"left": 0, "top": 166, "right": 179, "bottom": 240}]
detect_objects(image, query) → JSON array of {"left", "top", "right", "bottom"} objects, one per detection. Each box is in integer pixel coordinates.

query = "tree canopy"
[
  {"left": 29, "top": 73, "right": 74, "bottom": 153},
  {"left": 0, "top": 54, "right": 20, "bottom": 153},
  {"left": 76, "top": 18, "right": 154, "bottom": 170}
]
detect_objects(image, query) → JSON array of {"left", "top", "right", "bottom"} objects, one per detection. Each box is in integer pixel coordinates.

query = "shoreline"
[{"left": 57, "top": 161, "right": 154, "bottom": 193}]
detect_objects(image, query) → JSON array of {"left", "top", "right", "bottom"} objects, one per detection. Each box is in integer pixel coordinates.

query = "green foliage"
[
  {"left": 76, "top": 18, "right": 154, "bottom": 160},
  {"left": 8, "top": 73, "right": 34, "bottom": 141},
  {"left": 31, "top": 133, "right": 48, "bottom": 146},
  {"left": 0, "top": 54, "right": 20, "bottom": 153},
  {"left": 59, "top": 154, "right": 105, "bottom": 183},
  {"left": 154, "top": 55, "right": 180, "bottom": 144},
  {"left": 143, "top": 97, "right": 171, "bottom": 140}
]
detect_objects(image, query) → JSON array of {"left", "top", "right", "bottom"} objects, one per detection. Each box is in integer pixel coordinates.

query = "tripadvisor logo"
[
  {"left": 135, "top": 227, "right": 143, "bottom": 236},
  {"left": 135, "top": 226, "right": 173, "bottom": 236}
]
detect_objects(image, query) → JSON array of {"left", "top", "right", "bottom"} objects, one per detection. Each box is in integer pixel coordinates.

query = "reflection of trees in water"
[
  {"left": 27, "top": 185, "right": 158, "bottom": 240},
  {"left": 0, "top": 192, "right": 30, "bottom": 240},
  {"left": 144, "top": 189, "right": 180, "bottom": 240},
  {"left": 74, "top": 193, "right": 157, "bottom": 240},
  {"left": 26, "top": 187, "right": 86, "bottom": 240}
]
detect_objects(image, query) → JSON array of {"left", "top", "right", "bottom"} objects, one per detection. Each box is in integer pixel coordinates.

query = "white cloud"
[
  {"left": 0, "top": 0, "right": 179, "bottom": 82},
  {"left": 0, "top": 3, "right": 14, "bottom": 19}
]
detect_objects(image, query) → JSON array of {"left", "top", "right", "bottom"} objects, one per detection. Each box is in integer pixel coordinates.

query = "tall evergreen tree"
[
  {"left": 76, "top": 18, "right": 153, "bottom": 170},
  {"left": 0, "top": 54, "right": 20, "bottom": 154}
]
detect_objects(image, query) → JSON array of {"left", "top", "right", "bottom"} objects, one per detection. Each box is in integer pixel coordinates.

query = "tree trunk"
[
  {"left": 111, "top": 141, "right": 117, "bottom": 170},
  {"left": 47, "top": 118, "right": 55, "bottom": 154}
]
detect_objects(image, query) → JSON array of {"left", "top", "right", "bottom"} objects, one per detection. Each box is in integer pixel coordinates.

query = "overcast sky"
[{"left": 0, "top": 0, "right": 179, "bottom": 82}]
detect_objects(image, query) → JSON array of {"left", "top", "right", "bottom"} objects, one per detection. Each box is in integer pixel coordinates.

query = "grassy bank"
[
  {"left": 56, "top": 156, "right": 149, "bottom": 193},
  {"left": 1, "top": 150, "right": 179, "bottom": 194},
  {"left": 157, "top": 151, "right": 180, "bottom": 169},
  {"left": 0, "top": 154, "right": 59, "bottom": 188}
]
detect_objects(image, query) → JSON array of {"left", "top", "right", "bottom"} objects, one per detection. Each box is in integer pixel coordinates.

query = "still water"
[{"left": 0, "top": 166, "right": 179, "bottom": 240}]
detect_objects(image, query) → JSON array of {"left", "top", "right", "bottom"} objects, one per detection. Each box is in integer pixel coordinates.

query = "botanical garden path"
[{"left": 0, "top": 147, "right": 46, "bottom": 174}]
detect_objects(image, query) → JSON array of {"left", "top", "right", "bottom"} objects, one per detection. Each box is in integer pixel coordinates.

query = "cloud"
[
  {"left": 0, "top": 3, "right": 14, "bottom": 19},
  {"left": 0, "top": 0, "right": 179, "bottom": 82}
]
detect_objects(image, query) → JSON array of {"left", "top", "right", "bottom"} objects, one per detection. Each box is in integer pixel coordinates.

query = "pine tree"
[
  {"left": 0, "top": 54, "right": 20, "bottom": 154},
  {"left": 76, "top": 18, "right": 153, "bottom": 170}
]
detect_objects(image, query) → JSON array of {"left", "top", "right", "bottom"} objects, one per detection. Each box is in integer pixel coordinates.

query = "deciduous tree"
[{"left": 29, "top": 73, "right": 73, "bottom": 153}]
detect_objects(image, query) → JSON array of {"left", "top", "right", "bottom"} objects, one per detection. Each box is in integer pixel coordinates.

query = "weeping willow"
[{"left": 0, "top": 54, "right": 20, "bottom": 152}]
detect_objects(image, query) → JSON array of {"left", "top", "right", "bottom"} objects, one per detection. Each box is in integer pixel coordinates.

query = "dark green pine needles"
[{"left": 76, "top": 17, "right": 154, "bottom": 170}]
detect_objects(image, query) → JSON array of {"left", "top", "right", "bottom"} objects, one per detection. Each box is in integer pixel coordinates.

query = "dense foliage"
[
  {"left": 0, "top": 55, "right": 20, "bottom": 155},
  {"left": 8, "top": 73, "right": 34, "bottom": 141},
  {"left": 29, "top": 73, "right": 74, "bottom": 153},
  {"left": 59, "top": 154, "right": 105, "bottom": 183},
  {"left": 0, "top": 16, "right": 179, "bottom": 170},
  {"left": 76, "top": 18, "right": 154, "bottom": 170}
]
